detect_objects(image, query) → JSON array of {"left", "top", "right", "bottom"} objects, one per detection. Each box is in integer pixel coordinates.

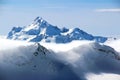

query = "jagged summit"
[
  {"left": 33, "top": 16, "right": 48, "bottom": 27},
  {"left": 34, "top": 16, "right": 42, "bottom": 22},
  {"left": 33, "top": 16, "right": 46, "bottom": 24},
  {"left": 7, "top": 16, "right": 107, "bottom": 43}
]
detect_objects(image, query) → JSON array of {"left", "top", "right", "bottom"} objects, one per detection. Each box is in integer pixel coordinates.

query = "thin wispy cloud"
[{"left": 95, "top": 8, "right": 120, "bottom": 12}]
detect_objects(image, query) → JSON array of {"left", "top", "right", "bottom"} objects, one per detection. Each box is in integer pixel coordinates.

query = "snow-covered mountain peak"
[
  {"left": 7, "top": 16, "right": 108, "bottom": 43},
  {"left": 33, "top": 16, "right": 48, "bottom": 26},
  {"left": 34, "top": 16, "right": 42, "bottom": 22},
  {"left": 24, "top": 16, "right": 49, "bottom": 31}
]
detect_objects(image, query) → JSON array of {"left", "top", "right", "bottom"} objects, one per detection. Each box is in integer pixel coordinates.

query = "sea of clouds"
[{"left": 0, "top": 39, "right": 120, "bottom": 80}]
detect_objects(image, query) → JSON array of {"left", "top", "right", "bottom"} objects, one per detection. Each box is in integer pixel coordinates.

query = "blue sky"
[{"left": 0, "top": 0, "right": 120, "bottom": 36}]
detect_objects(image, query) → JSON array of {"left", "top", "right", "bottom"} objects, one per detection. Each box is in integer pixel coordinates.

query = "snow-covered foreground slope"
[{"left": 0, "top": 39, "right": 120, "bottom": 80}]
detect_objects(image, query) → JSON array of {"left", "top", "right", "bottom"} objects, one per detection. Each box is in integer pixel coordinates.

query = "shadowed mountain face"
[
  {"left": 0, "top": 40, "right": 80, "bottom": 80},
  {"left": 0, "top": 39, "right": 120, "bottom": 80},
  {"left": 7, "top": 16, "right": 107, "bottom": 43}
]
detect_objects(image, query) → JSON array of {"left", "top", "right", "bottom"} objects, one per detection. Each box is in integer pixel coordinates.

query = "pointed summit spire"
[
  {"left": 34, "top": 16, "right": 42, "bottom": 22},
  {"left": 34, "top": 16, "right": 43, "bottom": 24},
  {"left": 33, "top": 16, "right": 48, "bottom": 26}
]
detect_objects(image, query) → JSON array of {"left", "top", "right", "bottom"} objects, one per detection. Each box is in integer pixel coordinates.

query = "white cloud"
[
  {"left": 0, "top": 39, "right": 120, "bottom": 80},
  {"left": 86, "top": 73, "right": 120, "bottom": 80},
  {"left": 95, "top": 8, "right": 120, "bottom": 12}
]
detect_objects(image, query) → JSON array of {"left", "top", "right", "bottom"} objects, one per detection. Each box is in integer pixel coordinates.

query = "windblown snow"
[{"left": 0, "top": 39, "right": 120, "bottom": 80}]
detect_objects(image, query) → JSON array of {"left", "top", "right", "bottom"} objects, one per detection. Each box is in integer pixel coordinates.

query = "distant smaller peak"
[
  {"left": 62, "top": 27, "right": 69, "bottom": 33},
  {"left": 73, "top": 28, "right": 80, "bottom": 32}
]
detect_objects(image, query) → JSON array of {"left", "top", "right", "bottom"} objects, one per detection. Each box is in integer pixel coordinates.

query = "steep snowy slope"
[
  {"left": 0, "top": 39, "right": 120, "bottom": 80},
  {"left": 7, "top": 17, "right": 107, "bottom": 43}
]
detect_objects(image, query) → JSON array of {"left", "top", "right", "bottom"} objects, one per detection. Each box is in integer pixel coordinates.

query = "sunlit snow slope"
[
  {"left": 0, "top": 39, "right": 120, "bottom": 80},
  {"left": 7, "top": 16, "right": 107, "bottom": 43}
]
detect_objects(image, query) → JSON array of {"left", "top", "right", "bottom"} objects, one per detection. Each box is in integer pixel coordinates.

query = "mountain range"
[
  {"left": 1, "top": 16, "right": 120, "bottom": 80},
  {"left": 7, "top": 16, "right": 107, "bottom": 43}
]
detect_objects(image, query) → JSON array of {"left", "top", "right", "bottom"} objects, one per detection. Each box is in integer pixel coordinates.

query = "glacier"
[{"left": 7, "top": 16, "right": 107, "bottom": 43}]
